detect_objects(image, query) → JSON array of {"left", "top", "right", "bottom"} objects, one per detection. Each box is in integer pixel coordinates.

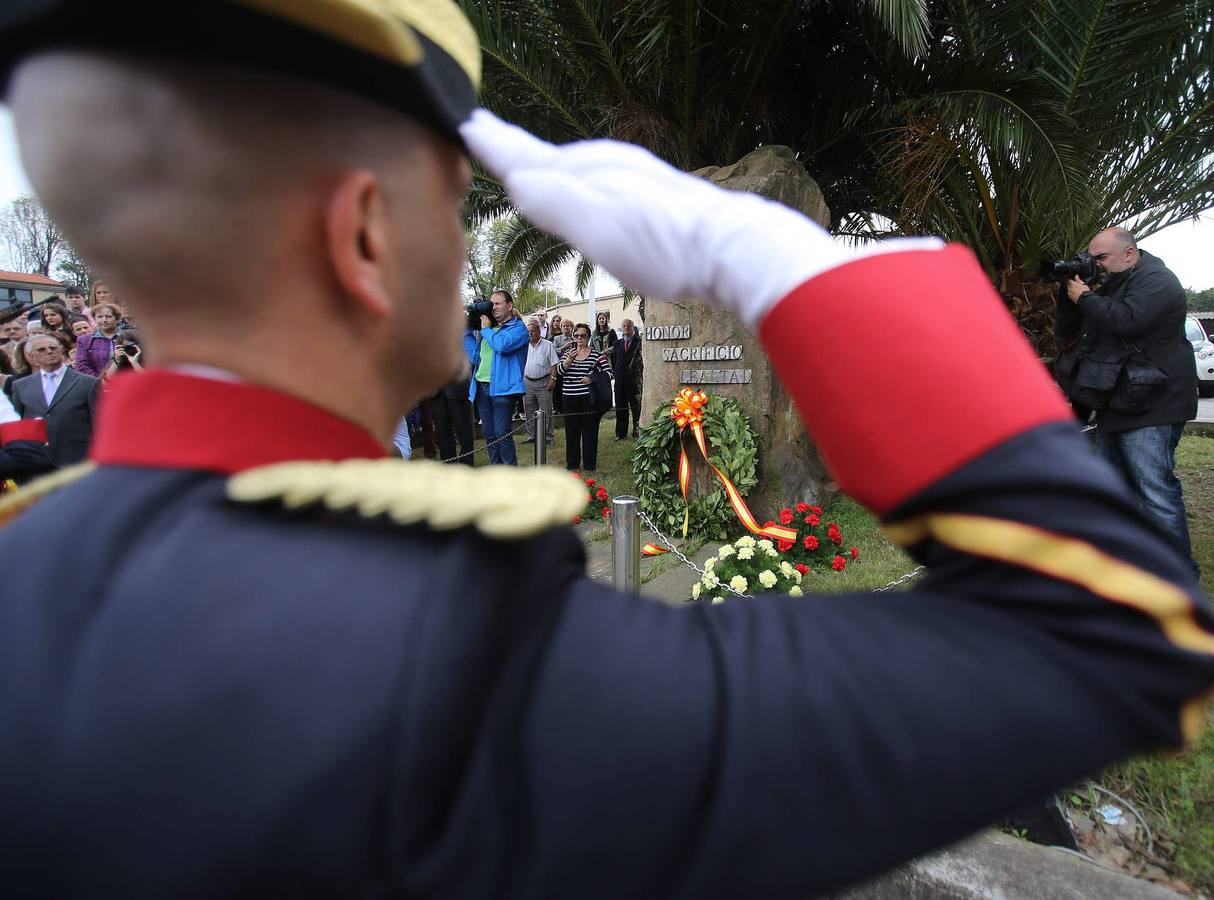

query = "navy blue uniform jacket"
[{"left": 1, "top": 246, "right": 1212, "bottom": 898}]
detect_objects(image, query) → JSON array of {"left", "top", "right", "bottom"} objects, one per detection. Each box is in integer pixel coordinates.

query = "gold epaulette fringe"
[
  {"left": 0, "top": 462, "right": 96, "bottom": 527},
  {"left": 227, "top": 459, "right": 588, "bottom": 540}
]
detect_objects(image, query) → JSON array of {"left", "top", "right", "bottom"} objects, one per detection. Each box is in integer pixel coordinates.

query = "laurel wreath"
[{"left": 630, "top": 393, "right": 760, "bottom": 543}]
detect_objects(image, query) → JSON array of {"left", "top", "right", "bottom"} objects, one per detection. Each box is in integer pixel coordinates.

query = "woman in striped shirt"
[{"left": 557, "top": 322, "right": 611, "bottom": 471}]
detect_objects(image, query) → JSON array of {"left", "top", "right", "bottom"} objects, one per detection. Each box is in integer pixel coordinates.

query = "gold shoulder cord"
[
  {"left": 0, "top": 462, "right": 96, "bottom": 528},
  {"left": 228, "top": 459, "right": 587, "bottom": 540}
]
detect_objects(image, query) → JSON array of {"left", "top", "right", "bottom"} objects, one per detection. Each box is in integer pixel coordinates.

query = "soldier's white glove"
[{"left": 459, "top": 109, "right": 941, "bottom": 327}]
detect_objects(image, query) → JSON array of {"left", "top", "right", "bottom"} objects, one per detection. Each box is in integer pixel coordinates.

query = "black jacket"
[
  {"left": 1056, "top": 250, "right": 1197, "bottom": 432},
  {"left": 10, "top": 367, "right": 100, "bottom": 465}
]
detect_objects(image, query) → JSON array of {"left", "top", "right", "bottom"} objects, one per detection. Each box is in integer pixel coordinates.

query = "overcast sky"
[{"left": 3, "top": 105, "right": 1211, "bottom": 292}]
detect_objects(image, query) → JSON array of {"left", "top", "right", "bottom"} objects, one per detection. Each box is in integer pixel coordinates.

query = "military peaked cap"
[{"left": 0, "top": 0, "right": 481, "bottom": 146}]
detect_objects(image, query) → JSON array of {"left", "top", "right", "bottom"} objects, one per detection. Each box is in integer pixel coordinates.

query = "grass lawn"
[{"left": 1096, "top": 433, "right": 1214, "bottom": 895}]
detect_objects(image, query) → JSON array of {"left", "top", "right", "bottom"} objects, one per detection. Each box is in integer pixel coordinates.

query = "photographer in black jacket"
[{"left": 1059, "top": 227, "right": 1198, "bottom": 572}]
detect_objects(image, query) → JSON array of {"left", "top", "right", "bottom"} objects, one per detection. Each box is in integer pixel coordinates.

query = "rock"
[{"left": 640, "top": 145, "right": 837, "bottom": 517}]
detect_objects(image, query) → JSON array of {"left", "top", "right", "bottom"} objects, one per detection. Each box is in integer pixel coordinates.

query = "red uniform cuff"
[
  {"left": 0, "top": 419, "right": 48, "bottom": 446},
  {"left": 758, "top": 245, "right": 1072, "bottom": 515}
]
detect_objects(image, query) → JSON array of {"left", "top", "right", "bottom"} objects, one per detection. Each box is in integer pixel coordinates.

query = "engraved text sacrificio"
[
  {"left": 661, "top": 345, "right": 744, "bottom": 362},
  {"left": 679, "top": 369, "right": 753, "bottom": 385}
]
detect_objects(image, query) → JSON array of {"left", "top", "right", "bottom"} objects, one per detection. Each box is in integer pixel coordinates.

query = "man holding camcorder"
[{"left": 1059, "top": 227, "right": 1198, "bottom": 572}]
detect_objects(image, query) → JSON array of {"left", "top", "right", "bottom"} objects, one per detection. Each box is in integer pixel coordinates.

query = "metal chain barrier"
[
  {"left": 435, "top": 407, "right": 609, "bottom": 464},
  {"left": 433, "top": 404, "right": 929, "bottom": 595}
]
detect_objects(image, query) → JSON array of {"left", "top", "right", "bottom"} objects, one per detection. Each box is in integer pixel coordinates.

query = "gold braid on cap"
[
  {"left": 228, "top": 459, "right": 587, "bottom": 539},
  {"left": 237, "top": 0, "right": 481, "bottom": 87}
]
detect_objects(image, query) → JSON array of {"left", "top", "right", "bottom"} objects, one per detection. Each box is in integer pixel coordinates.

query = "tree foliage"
[
  {"left": 0, "top": 194, "right": 66, "bottom": 278},
  {"left": 1188, "top": 287, "right": 1214, "bottom": 313},
  {"left": 461, "top": 0, "right": 1214, "bottom": 352}
]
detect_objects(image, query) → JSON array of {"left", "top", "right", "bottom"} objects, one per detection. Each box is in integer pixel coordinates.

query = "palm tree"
[
  {"left": 458, "top": 0, "right": 931, "bottom": 295},
  {"left": 461, "top": 0, "right": 1214, "bottom": 355},
  {"left": 862, "top": 0, "right": 1214, "bottom": 353}
]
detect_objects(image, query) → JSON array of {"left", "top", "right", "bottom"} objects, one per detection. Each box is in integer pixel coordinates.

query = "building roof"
[{"left": 0, "top": 270, "right": 65, "bottom": 288}]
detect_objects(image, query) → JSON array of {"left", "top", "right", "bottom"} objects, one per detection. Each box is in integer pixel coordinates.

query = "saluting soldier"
[{"left": 0, "top": 2, "right": 1211, "bottom": 898}]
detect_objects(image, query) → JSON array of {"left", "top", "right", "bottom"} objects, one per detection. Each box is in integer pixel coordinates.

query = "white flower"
[
  {"left": 765, "top": 547, "right": 779, "bottom": 559},
  {"left": 789, "top": 585, "right": 803, "bottom": 596},
  {"left": 736, "top": 546, "right": 754, "bottom": 560},
  {"left": 791, "top": 569, "right": 802, "bottom": 583},
  {"left": 735, "top": 535, "right": 756, "bottom": 549},
  {"left": 701, "top": 573, "right": 720, "bottom": 588},
  {"left": 729, "top": 575, "right": 748, "bottom": 592},
  {"left": 756, "top": 539, "right": 774, "bottom": 553},
  {"left": 711, "top": 596, "right": 725, "bottom": 605},
  {"left": 779, "top": 561, "right": 794, "bottom": 577},
  {"left": 703, "top": 557, "right": 716, "bottom": 572},
  {"left": 691, "top": 582, "right": 701, "bottom": 600},
  {"left": 717, "top": 544, "right": 735, "bottom": 559},
  {"left": 758, "top": 569, "right": 778, "bottom": 589}
]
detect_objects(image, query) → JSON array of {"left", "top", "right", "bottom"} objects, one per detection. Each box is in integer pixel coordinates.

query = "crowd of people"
[
  {"left": 393, "top": 290, "right": 645, "bottom": 473},
  {"left": 0, "top": 282, "right": 144, "bottom": 479}
]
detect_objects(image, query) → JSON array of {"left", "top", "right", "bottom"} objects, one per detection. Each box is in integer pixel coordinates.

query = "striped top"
[{"left": 557, "top": 351, "right": 610, "bottom": 398}]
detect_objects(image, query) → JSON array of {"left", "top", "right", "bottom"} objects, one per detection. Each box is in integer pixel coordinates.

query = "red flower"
[
  {"left": 596, "top": 487, "right": 609, "bottom": 501},
  {"left": 794, "top": 563, "right": 809, "bottom": 576},
  {"left": 572, "top": 515, "right": 581, "bottom": 524},
  {"left": 832, "top": 555, "right": 847, "bottom": 571},
  {"left": 811, "top": 506, "right": 823, "bottom": 515},
  {"left": 795, "top": 502, "right": 810, "bottom": 513},
  {"left": 602, "top": 507, "right": 611, "bottom": 518},
  {"left": 827, "top": 523, "right": 843, "bottom": 545},
  {"left": 849, "top": 546, "right": 859, "bottom": 560},
  {"left": 802, "top": 535, "right": 819, "bottom": 551},
  {"left": 804, "top": 514, "right": 821, "bottom": 527},
  {"left": 763, "top": 519, "right": 776, "bottom": 528},
  {"left": 778, "top": 507, "right": 794, "bottom": 525},
  {"left": 585, "top": 477, "right": 596, "bottom": 486},
  {"left": 777, "top": 539, "right": 794, "bottom": 552}
]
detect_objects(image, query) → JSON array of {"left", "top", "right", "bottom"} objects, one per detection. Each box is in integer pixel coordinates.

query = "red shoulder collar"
[{"left": 90, "top": 370, "right": 387, "bottom": 474}]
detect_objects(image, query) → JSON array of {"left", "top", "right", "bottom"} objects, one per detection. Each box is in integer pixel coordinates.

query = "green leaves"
[{"left": 631, "top": 394, "right": 760, "bottom": 545}]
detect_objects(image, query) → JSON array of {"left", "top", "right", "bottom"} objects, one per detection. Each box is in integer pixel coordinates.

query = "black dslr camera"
[
  {"left": 467, "top": 298, "right": 493, "bottom": 329},
  {"left": 1041, "top": 251, "right": 1100, "bottom": 285}
]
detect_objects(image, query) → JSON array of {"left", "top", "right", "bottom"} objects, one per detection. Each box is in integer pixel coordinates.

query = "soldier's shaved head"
[
  {"left": 9, "top": 52, "right": 428, "bottom": 309},
  {"left": 7, "top": 51, "right": 472, "bottom": 440}
]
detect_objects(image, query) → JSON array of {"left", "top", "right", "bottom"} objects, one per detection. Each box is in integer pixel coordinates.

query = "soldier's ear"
[{"left": 325, "top": 171, "right": 393, "bottom": 317}]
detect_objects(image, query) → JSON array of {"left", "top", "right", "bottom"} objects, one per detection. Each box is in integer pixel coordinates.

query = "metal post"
[
  {"left": 534, "top": 410, "right": 547, "bottom": 466},
  {"left": 611, "top": 495, "right": 641, "bottom": 594}
]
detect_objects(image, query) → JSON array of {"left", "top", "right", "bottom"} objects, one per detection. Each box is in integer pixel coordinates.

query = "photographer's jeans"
[
  {"left": 1095, "top": 422, "right": 1197, "bottom": 573},
  {"left": 474, "top": 381, "right": 520, "bottom": 466}
]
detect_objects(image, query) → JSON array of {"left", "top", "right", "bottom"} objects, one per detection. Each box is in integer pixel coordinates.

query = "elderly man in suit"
[
  {"left": 11, "top": 332, "right": 99, "bottom": 466},
  {"left": 612, "top": 318, "right": 643, "bottom": 439}
]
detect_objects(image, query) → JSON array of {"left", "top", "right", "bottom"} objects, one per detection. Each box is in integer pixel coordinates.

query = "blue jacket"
[
  {"left": 478, "top": 314, "right": 528, "bottom": 397},
  {"left": 463, "top": 330, "right": 480, "bottom": 402}
]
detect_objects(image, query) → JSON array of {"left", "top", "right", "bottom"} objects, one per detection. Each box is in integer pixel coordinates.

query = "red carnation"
[
  {"left": 763, "top": 519, "right": 776, "bottom": 528},
  {"left": 832, "top": 555, "right": 847, "bottom": 572},
  {"left": 602, "top": 507, "right": 611, "bottom": 518},
  {"left": 572, "top": 515, "right": 582, "bottom": 524},
  {"left": 827, "top": 523, "right": 843, "bottom": 545},
  {"left": 795, "top": 502, "right": 810, "bottom": 513},
  {"left": 849, "top": 546, "right": 859, "bottom": 560},
  {"left": 802, "top": 535, "right": 819, "bottom": 551},
  {"left": 779, "top": 508, "right": 794, "bottom": 525},
  {"left": 585, "top": 477, "right": 596, "bottom": 486},
  {"left": 596, "top": 487, "right": 609, "bottom": 500},
  {"left": 794, "top": 563, "right": 809, "bottom": 576},
  {"left": 804, "top": 514, "right": 821, "bottom": 526},
  {"left": 777, "top": 539, "right": 794, "bottom": 553},
  {"left": 811, "top": 505, "right": 823, "bottom": 516}
]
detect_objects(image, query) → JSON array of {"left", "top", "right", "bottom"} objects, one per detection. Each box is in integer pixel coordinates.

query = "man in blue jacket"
[{"left": 475, "top": 289, "right": 528, "bottom": 465}]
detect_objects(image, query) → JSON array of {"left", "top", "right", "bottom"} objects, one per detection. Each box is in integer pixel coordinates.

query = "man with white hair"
[
  {"left": 522, "top": 315, "right": 558, "bottom": 444},
  {"left": 0, "top": 3, "right": 1210, "bottom": 898}
]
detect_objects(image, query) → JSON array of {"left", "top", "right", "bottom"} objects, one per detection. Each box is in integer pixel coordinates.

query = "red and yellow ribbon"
[{"left": 665, "top": 388, "right": 797, "bottom": 547}]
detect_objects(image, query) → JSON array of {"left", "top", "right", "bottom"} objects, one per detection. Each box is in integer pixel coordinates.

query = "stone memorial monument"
[{"left": 639, "top": 145, "right": 837, "bottom": 514}]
